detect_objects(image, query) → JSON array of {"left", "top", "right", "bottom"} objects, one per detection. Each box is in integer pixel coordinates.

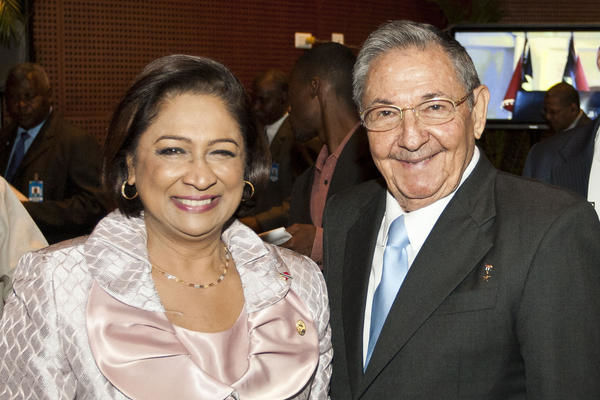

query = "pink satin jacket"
[{"left": 0, "top": 211, "right": 332, "bottom": 399}]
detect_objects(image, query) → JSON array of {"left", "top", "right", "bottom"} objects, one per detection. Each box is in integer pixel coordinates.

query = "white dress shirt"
[
  {"left": 362, "top": 147, "right": 480, "bottom": 365},
  {"left": 587, "top": 124, "right": 600, "bottom": 218},
  {"left": 265, "top": 113, "right": 288, "bottom": 145}
]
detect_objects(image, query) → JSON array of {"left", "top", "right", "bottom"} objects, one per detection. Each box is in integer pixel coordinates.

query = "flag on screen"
[
  {"left": 502, "top": 38, "right": 531, "bottom": 112},
  {"left": 563, "top": 33, "right": 589, "bottom": 91}
]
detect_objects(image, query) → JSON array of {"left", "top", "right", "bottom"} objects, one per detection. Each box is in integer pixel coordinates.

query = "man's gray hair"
[{"left": 353, "top": 20, "right": 480, "bottom": 111}]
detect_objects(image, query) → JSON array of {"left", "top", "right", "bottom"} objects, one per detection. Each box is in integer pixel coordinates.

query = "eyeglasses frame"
[{"left": 360, "top": 92, "right": 473, "bottom": 132}]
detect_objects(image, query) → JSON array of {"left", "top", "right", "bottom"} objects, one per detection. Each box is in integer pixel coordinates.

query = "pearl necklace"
[{"left": 152, "top": 245, "right": 230, "bottom": 289}]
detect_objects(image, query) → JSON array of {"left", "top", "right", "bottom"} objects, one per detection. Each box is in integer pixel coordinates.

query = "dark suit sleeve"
[
  {"left": 23, "top": 130, "right": 106, "bottom": 242},
  {"left": 517, "top": 201, "right": 600, "bottom": 398},
  {"left": 522, "top": 142, "right": 548, "bottom": 181}
]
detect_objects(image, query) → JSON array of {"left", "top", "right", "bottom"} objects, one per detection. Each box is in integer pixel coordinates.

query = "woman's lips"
[{"left": 171, "top": 196, "right": 220, "bottom": 212}]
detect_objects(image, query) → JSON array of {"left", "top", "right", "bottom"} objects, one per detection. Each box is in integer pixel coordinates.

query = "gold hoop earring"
[
  {"left": 242, "top": 180, "right": 255, "bottom": 201},
  {"left": 121, "top": 180, "right": 138, "bottom": 200}
]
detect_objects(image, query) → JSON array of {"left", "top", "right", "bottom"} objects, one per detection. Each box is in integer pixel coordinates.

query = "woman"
[{"left": 0, "top": 55, "right": 332, "bottom": 399}]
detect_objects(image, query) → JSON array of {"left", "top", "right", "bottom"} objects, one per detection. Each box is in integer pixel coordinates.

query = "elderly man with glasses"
[{"left": 323, "top": 20, "right": 600, "bottom": 399}]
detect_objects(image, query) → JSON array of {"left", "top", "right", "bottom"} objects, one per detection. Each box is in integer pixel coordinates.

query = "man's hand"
[{"left": 282, "top": 223, "right": 316, "bottom": 256}]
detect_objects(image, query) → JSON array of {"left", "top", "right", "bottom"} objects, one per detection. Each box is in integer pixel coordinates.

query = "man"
[
  {"left": 0, "top": 63, "right": 106, "bottom": 243},
  {"left": 242, "top": 69, "right": 315, "bottom": 231},
  {"left": 324, "top": 20, "right": 600, "bottom": 398},
  {"left": 543, "top": 82, "right": 591, "bottom": 135},
  {"left": 282, "top": 43, "right": 379, "bottom": 263},
  {"left": 522, "top": 116, "right": 600, "bottom": 215}
]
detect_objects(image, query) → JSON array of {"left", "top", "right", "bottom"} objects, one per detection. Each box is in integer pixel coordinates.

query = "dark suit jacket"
[
  {"left": 289, "top": 125, "right": 379, "bottom": 225},
  {"left": 0, "top": 112, "right": 106, "bottom": 243},
  {"left": 249, "top": 117, "right": 313, "bottom": 230},
  {"left": 324, "top": 154, "right": 600, "bottom": 399},
  {"left": 522, "top": 117, "right": 598, "bottom": 197}
]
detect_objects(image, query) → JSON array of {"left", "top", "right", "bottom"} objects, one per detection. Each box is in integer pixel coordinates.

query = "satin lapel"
[
  {"left": 341, "top": 190, "right": 385, "bottom": 395},
  {"left": 360, "top": 155, "right": 497, "bottom": 394},
  {"left": 18, "top": 113, "right": 57, "bottom": 171}
]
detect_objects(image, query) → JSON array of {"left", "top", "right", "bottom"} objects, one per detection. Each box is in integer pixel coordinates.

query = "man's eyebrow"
[{"left": 367, "top": 92, "right": 451, "bottom": 107}]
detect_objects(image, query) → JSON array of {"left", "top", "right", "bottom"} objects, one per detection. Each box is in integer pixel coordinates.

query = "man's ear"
[
  {"left": 125, "top": 154, "right": 136, "bottom": 185},
  {"left": 569, "top": 103, "right": 579, "bottom": 115},
  {"left": 310, "top": 77, "right": 320, "bottom": 98},
  {"left": 471, "top": 85, "right": 490, "bottom": 140}
]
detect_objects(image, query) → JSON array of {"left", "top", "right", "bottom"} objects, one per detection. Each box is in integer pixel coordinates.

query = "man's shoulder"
[
  {"left": 528, "top": 120, "right": 596, "bottom": 163},
  {"left": 45, "top": 112, "right": 89, "bottom": 138},
  {"left": 326, "top": 179, "right": 385, "bottom": 216},
  {"left": 0, "top": 123, "right": 17, "bottom": 141},
  {"left": 495, "top": 170, "right": 591, "bottom": 217}
]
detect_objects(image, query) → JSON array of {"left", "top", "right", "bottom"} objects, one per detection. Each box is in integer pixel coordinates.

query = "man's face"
[
  {"left": 288, "top": 70, "right": 320, "bottom": 143},
  {"left": 543, "top": 94, "right": 578, "bottom": 133},
  {"left": 362, "top": 46, "right": 488, "bottom": 212},
  {"left": 252, "top": 77, "right": 288, "bottom": 126},
  {"left": 5, "top": 74, "right": 52, "bottom": 130}
]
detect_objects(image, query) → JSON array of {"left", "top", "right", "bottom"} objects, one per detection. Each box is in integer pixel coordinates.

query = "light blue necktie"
[
  {"left": 5, "top": 130, "right": 29, "bottom": 183},
  {"left": 365, "top": 215, "right": 410, "bottom": 369}
]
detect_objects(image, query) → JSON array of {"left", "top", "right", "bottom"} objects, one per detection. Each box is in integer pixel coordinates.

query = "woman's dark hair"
[{"left": 103, "top": 54, "right": 270, "bottom": 217}]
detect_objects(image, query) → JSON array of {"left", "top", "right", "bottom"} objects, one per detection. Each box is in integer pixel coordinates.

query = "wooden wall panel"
[{"left": 30, "top": 0, "right": 443, "bottom": 145}]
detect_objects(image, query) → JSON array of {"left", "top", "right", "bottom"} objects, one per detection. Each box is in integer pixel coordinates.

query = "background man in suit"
[
  {"left": 523, "top": 117, "right": 600, "bottom": 216},
  {"left": 324, "top": 20, "right": 600, "bottom": 398},
  {"left": 543, "top": 82, "right": 591, "bottom": 135},
  {"left": 0, "top": 63, "right": 106, "bottom": 243},
  {"left": 282, "top": 43, "right": 379, "bottom": 264},
  {"left": 241, "top": 69, "right": 318, "bottom": 232}
]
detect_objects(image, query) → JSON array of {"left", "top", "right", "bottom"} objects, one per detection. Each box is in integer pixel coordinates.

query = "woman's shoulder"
[
  {"left": 267, "top": 244, "right": 327, "bottom": 302},
  {"left": 12, "top": 236, "right": 89, "bottom": 283}
]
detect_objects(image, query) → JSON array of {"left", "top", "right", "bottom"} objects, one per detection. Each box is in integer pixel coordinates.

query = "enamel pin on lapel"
[
  {"left": 279, "top": 271, "right": 293, "bottom": 281},
  {"left": 482, "top": 264, "right": 494, "bottom": 282}
]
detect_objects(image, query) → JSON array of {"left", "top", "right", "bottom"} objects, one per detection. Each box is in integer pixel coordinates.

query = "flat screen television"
[{"left": 452, "top": 24, "right": 600, "bottom": 129}]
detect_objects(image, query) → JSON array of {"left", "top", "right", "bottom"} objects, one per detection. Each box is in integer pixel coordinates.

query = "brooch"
[
  {"left": 279, "top": 271, "right": 293, "bottom": 281},
  {"left": 296, "top": 320, "right": 306, "bottom": 336},
  {"left": 482, "top": 264, "right": 494, "bottom": 282}
]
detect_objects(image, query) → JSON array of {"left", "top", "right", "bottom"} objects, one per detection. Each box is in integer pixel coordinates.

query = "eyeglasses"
[{"left": 360, "top": 92, "right": 472, "bottom": 132}]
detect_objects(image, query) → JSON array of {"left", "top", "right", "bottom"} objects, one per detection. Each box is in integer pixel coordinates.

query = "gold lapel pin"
[{"left": 296, "top": 320, "right": 306, "bottom": 336}]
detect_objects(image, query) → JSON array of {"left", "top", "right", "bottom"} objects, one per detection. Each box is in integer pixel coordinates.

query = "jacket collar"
[{"left": 84, "top": 211, "right": 290, "bottom": 313}]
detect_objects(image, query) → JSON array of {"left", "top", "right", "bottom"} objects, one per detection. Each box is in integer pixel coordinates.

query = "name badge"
[
  {"left": 270, "top": 162, "right": 280, "bottom": 182},
  {"left": 28, "top": 180, "right": 44, "bottom": 202}
]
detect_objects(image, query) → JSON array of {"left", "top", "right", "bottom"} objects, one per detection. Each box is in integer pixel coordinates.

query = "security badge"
[
  {"left": 28, "top": 179, "right": 44, "bottom": 202},
  {"left": 270, "top": 162, "right": 280, "bottom": 182}
]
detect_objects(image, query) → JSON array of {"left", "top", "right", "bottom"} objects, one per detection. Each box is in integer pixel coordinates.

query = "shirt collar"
[
  {"left": 85, "top": 211, "right": 290, "bottom": 313},
  {"left": 314, "top": 121, "right": 361, "bottom": 173},
  {"left": 17, "top": 109, "right": 51, "bottom": 141},
  {"left": 265, "top": 113, "right": 288, "bottom": 145},
  {"left": 566, "top": 109, "right": 584, "bottom": 131}
]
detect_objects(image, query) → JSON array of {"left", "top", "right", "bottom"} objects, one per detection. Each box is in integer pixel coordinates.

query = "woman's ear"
[{"left": 125, "top": 154, "right": 136, "bottom": 185}]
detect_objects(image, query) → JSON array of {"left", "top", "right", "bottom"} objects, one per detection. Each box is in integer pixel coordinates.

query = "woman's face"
[{"left": 127, "top": 92, "right": 245, "bottom": 241}]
